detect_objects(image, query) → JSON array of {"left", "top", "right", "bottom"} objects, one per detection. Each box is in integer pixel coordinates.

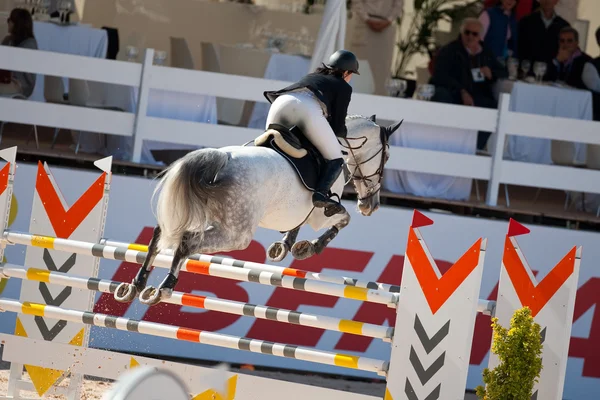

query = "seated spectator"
[
  {"left": 546, "top": 26, "right": 591, "bottom": 89},
  {"left": 479, "top": 0, "right": 519, "bottom": 61},
  {"left": 430, "top": 18, "right": 507, "bottom": 150},
  {"left": 582, "top": 27, "right": 600, "bottom": 121},
  {"left": 0, "top": 8, "right": 38, "bottom": 98},
  {"left": 518, "top": 0, "right": 569, "bottom": 68}
]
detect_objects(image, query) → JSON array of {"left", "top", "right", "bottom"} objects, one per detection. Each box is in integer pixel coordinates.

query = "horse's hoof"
[
  {"left": 114, "top": 283, "right": 138, "bottom": 303},
  {"left": 267, "top": 241, "right": 289, "bottom": 262},
  {"left": 291, "top": 240, "right": 315, "bottom": 260},
  {"left": 139, "top": 286, "right": 162, "bottom": 306}
]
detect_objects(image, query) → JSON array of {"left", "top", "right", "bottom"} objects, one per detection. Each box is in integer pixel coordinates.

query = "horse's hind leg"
[
  {"left": 139, "top": 231, "right": 195, "bottom": 306},
  {"left": 267, "top": 227, "right": 300, "bottom": 262},
  {"left": 114, "top": 226, "right": 161, "bottom": 303},
  {"left": 291, "top": 212, "right": 350, "bottom": 260}
]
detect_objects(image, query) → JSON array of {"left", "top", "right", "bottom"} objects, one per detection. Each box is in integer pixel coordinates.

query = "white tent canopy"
[{"left": 309, "top": 0, "right": 347, "bottom": 72}]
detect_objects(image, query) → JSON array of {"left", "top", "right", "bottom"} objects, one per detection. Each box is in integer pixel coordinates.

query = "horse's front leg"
[
  {"left": 139, "top": 231, "right": 196, "bottom": 306},
  {"left": 114, "top": 225, "right": 161, "bottom": 303},
  {"left": 291, "top": 211, "right": 350, "bottom": 260},
  {"left": 267, "top": 227, "right": 300, "bottom": 262}
]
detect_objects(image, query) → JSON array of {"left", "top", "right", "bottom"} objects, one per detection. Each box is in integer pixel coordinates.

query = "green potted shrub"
[{"left": 476, "top": 307, "right": 544, "bottom": 400}]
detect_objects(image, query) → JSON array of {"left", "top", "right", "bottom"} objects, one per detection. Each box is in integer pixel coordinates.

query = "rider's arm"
[{"left": 332, "top": 82, "right": 352, "bottom": 138}]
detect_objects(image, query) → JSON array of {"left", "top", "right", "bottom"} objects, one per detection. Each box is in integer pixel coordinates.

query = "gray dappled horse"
[{"left": 114, "top": 114, "right": 401, "bottom": 306}]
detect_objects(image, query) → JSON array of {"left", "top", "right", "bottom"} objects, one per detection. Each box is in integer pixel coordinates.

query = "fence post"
[
  {"left": 486, "top": 93, "right": 510, "bottom": 206},
  {"left": 131, "top": 48, "right": 154, "bottom": 164}
]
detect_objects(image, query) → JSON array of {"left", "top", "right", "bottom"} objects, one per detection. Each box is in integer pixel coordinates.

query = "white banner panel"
[{"left": 0, "top": 162, "right": 598, "bottom": 400}]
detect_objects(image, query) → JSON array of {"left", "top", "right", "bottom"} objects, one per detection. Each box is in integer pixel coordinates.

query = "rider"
[{"left": 263, "top": 49, "right": 359, "bottom": 216}]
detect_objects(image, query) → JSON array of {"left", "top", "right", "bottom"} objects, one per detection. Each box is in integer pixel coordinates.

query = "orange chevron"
[
  {"left": 502, "top": 236, "right": 576, "bottom": 317},
  {"left": 407, "top": 228, "right": 481, "bottom": 314},
  {"left": 35, "top": 162, "right": 105, "bottom": 239},
  {"left": 0, "top": 163, "right": 10, "bottom": 196}
]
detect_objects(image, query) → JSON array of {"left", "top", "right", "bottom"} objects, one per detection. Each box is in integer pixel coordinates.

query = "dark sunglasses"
[{"left": 464, "top": 29, "right": 480, "bottom": 37}]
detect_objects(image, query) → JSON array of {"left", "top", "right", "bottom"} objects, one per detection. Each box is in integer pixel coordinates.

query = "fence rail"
[{"left": 1, "top": 45, "right": 599, "bottom": 208}]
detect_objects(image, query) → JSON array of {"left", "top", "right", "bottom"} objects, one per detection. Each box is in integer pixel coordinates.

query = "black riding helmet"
[{"left": 325, "top": 50, "right": 360, "bottom": 75}]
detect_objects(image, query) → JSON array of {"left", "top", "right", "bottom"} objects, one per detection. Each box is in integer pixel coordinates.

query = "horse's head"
[{"left": 343, "top": 114, "right": 402, "bottom": 216}]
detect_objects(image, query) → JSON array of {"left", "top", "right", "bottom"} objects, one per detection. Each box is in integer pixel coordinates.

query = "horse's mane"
[{"left": 345, "top": 114, "right": 378, "bottom": 138}]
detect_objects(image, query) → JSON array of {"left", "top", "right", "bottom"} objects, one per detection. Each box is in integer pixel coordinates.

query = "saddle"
[{"left": 254, "top": 123, "right": 326, "bottom": 191}]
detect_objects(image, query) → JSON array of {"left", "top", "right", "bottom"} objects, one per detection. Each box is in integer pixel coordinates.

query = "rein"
[{"left": 340, "top": 128, "right": 389, "bottom": 202}]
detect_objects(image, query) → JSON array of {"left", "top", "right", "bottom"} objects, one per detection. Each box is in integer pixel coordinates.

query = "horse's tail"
[{"left": 152, "top": 149, "right": 230, "bottom": 250}]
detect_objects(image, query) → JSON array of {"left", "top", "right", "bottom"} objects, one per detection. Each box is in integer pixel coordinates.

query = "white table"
[
  {"left": 78, "top": 82, "right": 218, "bottom": 165},
  {"left": 382, "top": 122, "right": 477, "bottom": 200},
  {"left": 29, "top": 21, "right": 108, "bottom": 102},
  {"left": 248, "top": 53, "right": 312, "bottom": 129},
  {"left": 496, "top": 80, "right": 593, "bottom": 164}
]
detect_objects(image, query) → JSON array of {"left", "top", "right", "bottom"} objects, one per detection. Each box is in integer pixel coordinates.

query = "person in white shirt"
[{"left": 348, "top": 0, "right": 404, "bottom": 96}]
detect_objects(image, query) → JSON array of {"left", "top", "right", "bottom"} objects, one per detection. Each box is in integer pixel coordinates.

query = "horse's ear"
[
  {"left": 385, "top": 119, "right": 403, "bottom": 138},
  {"left": 369, "top": 114, "right": 376, "bottom": 122}
]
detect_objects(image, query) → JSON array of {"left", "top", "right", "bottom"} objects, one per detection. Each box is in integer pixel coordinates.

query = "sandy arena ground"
[
  {"left": 1, "top": 347, "right": 478, "bottom": 399},
  {"left": 1, "top": 363, "right": 479, "bottom": 399}
]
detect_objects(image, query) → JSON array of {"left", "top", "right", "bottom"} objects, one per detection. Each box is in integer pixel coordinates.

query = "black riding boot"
[{"left": 312, "top": 158, "right": 346, "bottom": 217}]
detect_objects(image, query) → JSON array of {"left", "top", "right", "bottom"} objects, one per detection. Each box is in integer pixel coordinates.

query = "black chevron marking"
[
  {"left": 43, "top": 249, "right": 76, "bottom": 273},
  {"left": 405, "top": 378, "right": 441, "bottom": 400},
  {"left": 39, "top": 282, "right": 71, "bottom": 306},
  {"left": 413, "top": 314, "right": 450, "bottom": 354},
  {"left": 409, "top": 346, "right": 445, "bottom": 386},
  {"left": 43, "top": 249, "right": 77, "bottom": 274},
  {"left": 530, "top": 328, "right": 546, "bottom": 400},
  {"left": 540, "top": 327, "right": 547, "bottom": 344},
  {"left": 531, "top": 390, "right": 538, "bottom": 400},
  {"left": 34, "top": 316, "right": 67, "bottom": 341}
]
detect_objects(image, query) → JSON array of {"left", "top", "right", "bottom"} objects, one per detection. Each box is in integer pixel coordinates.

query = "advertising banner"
[{"left": 1, "top": 162, "right": 598, "bottom": 399}]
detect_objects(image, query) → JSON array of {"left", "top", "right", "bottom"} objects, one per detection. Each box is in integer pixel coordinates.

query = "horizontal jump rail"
[
  {"left": 0, "top": 298, "right": 388, "bottom": 376},
  {"left": 0, "top": 264, "right": 393, "bottom": 341},
  {"left": 101, "top": 239, "right": 401, "bottom": 292},
  {"left": 104, "top": 238, "right": 495, "bottom": 315},
  {"left": 3, "top": 231, "right": 398, "bottom": 307}
]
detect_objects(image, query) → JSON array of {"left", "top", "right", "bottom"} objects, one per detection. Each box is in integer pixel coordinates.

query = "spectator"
[
  {"left": 349, "top": 0, "right": 404, "bottom": 96},
  {"left": 517, "top": 0, "right": 569, "bottom": 67},
  {"left": 484, "top": 0, "right": 536, "bottom": 20},
  {"left": 582, "top": 27, "right": 600, "bottom": 121},
  {"left": 0, "top": 8, "right": 38, "bottom": 98},
  {"left": 429, "top": 18, "right": 507, "bottom": 150},
  {"left": 546, "top": 26, "right": 591, "bottom": 89},
  {"left": 479, "top": 0, "right": 519, "bottom": 60}
]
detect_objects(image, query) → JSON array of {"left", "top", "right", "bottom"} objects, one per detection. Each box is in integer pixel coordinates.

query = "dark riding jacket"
[{"left": 264, "top": 73, "right": 353, "bottom": 138}]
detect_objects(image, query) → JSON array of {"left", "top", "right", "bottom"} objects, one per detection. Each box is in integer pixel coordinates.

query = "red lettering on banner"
[
  {"left": 142, "top": 241, "right": 266, "bottom": 330},
  {"left": 335, "top": 256, "right": 452, "bottom": 352},
  {"left": 568, "top": 278, "right": 600, "bottom": 378},
  {"left": 469, "top": 283, "right": 498, "bottom": 365},
  {"left": 246, "top": 248, "right": 373, "bottom": 347}
]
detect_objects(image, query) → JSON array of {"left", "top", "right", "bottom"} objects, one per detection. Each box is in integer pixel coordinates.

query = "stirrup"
[{"left": 313, "top": 192, "right": 345, "bottom": 216}]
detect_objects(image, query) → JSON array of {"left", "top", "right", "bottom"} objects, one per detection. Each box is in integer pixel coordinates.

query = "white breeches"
[{"left": 265, "top": 90, "right": 343, "bottom": 160}]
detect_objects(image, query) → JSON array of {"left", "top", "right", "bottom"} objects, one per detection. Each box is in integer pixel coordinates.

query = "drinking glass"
[
  {"left": 417, "top": 84, "right": 435, "bottom": 101},
  {"left": 153, "top": 51, "right": 167, "bottom": 66},
  {"left": 520, "top": 60, "right": 531, "bottom": 79},
  {"left": 126, "top": 46, "right": 139, "bottom": 62},
  {"left": 533, "top": 62, "right": 547, "bottom": 84},
  {"left": 507, "top": 58, "right": 519, "bottom": 80},
  {"left": 385, "top": 78, "right": 407, "bottom": 98}
]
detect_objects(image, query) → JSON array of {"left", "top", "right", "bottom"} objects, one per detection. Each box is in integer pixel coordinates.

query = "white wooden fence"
[{"left": 1, "top": 46, "right": 599, "bottom": 208}]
